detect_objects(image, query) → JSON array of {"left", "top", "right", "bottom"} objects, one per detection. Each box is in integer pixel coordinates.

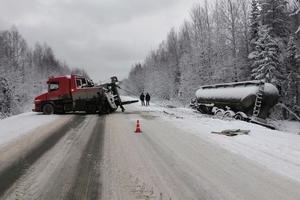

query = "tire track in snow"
[{"left": 65, "top": 116, "right": 105, "bottom": 200}]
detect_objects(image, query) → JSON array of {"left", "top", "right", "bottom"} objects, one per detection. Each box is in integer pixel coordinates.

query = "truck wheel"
[
  {"left": 197, "top": 106, "right": 207, "bottom": 114},
  {"left": 98, "top": 99, "right": 111, "bottom": 115},
  {"left": 42, "top": 104, "right": 54, "bottom": 115},
  {"left": 111, "top": 107, "right": 118, "bottom": 112},
  {"left": 86, "top": 105, "right": 97, "bottom": 114}
]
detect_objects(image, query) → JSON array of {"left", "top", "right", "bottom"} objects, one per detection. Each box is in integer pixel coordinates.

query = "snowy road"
[
  {"left": 0, "top": 114, "right": 104, "bottom": 200},
  {"left": 1, "top": 105, "right": 300, "bottom": 200}
]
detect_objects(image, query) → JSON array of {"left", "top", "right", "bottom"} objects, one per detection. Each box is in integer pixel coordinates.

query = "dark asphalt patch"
[
  {"left": 0, "top": 115, "right": 86, "bottom": 197},
  {"left": 66, "top": 116, "right": 105, "bottom": 200}
]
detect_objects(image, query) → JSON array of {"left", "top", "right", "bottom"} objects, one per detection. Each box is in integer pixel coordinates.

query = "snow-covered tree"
[
  {"left": 250, "top": 0, "right": 260, "bottom": 50},
  {"left": 290, "top": 0, "right": 300, "bottom": 33},
  {"left": 286, "top": 35, "right": 299, "bottom": 68},
  {"left": 250, "top": 26, "right": 284, "bottom": 86},
  {"left": 127, "top": 63, "right": 145, "bottom": 95},
  {"left": 260, "top": 0, "right": 290, "bottom": 38},
  {"left": 0, "top": 26, "right": 85, "bottom": 117},
  {"left": 284, "top": 35, "right": 300, "bottom": 106},
  {"left": 0, "top": 77, "right": 12, "bottom": 119},
  {"left": 240, "top": 0, "right": 251, "bottom": 56},
  {"left": 125, "top": 0, "right": 298, "bottom": 110},
  {"left": 166, "top": 28, "right": 180, "bottom": 98},
  {"left": 219, "top": 0, "right": 241, "bottom": 59}
]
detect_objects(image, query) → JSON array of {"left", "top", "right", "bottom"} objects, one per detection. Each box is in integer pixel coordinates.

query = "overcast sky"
[{"left": 0, "top": 0, "right": 198, "bottom": 81}]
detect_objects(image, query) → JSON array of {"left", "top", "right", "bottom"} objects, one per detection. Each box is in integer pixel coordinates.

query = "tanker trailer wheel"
[
  {"left": 215, "top": 109, "right": 225, "bottom": 117},
  {"left": 42, "top": 103, "right": 54, "bottom": 115},
  {"left": 197, "top": 105, "right": 207, "bottom": 114},
  {"left": 234, "top": 112, "right": 248, "bottom": 121},
  {"left": 224, "top": 110, "right": 235, "bottom": 118},
  {"left": 212, "top": 107, "right": 218, "bottom": 114}
]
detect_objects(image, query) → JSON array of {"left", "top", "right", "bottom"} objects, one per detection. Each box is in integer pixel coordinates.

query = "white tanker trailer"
[{"left": 190, "top": 80, "right": 280, "bottom": 128}]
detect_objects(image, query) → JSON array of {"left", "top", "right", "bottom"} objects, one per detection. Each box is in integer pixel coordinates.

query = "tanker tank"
[{"left": 192, "top": 80, "right": 279, "bottom": 124}]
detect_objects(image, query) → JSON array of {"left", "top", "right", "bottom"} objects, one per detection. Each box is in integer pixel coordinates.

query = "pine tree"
[
  {"left": 286, "top": 36, "right": 298, "bottom": 68},
  {"left": 292, "top": 0, "right": 300, "bottom": 33},
  {"left": 250, "top": 0, "right": 260, "bottom": 51},
  {"left": 250, "top": 26, "right": 284, "bottom": 86},
  {"left": 285, "top": 35, "right": 300, "bottom": 107},
  {"left": 260, "top": 0, "right": 290, "bottom": 38}
]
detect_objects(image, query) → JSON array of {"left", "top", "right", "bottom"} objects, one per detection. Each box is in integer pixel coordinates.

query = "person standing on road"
[
  {"left": 145, "top": 93, "right": 151, "bottom": 106},
  {"left": 140, "top": 92, "right": 145, "bottom": 106}
]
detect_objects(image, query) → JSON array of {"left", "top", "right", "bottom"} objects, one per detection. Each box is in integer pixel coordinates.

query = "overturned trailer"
[{"left": 190, "top": 80, "right": 280, "bottom": 128}]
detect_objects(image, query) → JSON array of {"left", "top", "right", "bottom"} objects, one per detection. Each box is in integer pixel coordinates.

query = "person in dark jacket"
[
  {"left": 145, "top": 93, "right": 151, "bottom": 106},
  {"left": 140, "top": 92, "right": 145, "bottom": 106}
]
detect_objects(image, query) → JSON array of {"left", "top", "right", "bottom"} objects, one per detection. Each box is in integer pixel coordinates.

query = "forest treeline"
[
  {"left": 123, "top": 0, "right": 300, "bottom": 116},
  {"left": 0, "top": 27, "right": 87, "bottom": 118}
]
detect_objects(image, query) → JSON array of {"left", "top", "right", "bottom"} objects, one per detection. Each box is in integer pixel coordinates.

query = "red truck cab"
[{"left": 33, "top": 75, "right": 110, "bottom": 114}]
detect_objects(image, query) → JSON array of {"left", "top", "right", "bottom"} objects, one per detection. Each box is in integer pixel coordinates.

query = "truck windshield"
[{"left": 49, "top": 82, "right": 59, "bottom": 91}]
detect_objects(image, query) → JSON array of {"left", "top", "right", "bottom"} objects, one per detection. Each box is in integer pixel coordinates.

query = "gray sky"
[{"left": 0, "top": 0, "right": 198, "bottom": 81}]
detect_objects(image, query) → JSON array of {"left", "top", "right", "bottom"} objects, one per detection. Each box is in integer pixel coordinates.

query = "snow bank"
[
  {"left": 0, "top": 112, "right": 59, "bottom": 148},
  {"left": 129, "top": 98, "right": 300, "bottom": 183},
  {"left": 270, "top": 120, "right": 300, "bottom": 135}
]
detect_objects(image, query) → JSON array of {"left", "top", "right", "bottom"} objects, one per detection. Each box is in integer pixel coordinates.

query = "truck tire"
[
  {"left": 86, "top": 105, "right": 97, "bottom": 114},
  {"left": 197, "top": 106, "right": 207, "bottom": 114},
  {"left": 42, "top": 104, "right": 54, "bottom": 115},
  {"left": 98, "top": 99, "right": 112, "bottom": 115}
]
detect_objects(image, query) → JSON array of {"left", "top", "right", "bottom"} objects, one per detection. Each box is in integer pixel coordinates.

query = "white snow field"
[
  {"left": 0, "top": 112, "right": 59, "bottom": 148},
  {"left": 126, "top": 96, "right": 300, "bottom": 183}
]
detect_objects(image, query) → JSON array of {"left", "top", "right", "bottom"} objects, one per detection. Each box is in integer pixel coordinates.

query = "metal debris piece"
[{"left": 211, "top": 129, "right": 250, "bottom": 137}]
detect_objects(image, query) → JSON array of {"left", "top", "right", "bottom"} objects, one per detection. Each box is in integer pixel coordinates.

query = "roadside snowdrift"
[{"left": 0, "top": 112, "right": 59, "bottom": 148}]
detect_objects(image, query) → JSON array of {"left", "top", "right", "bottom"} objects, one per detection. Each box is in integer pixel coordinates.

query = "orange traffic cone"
[{"left": 135, "top": 120, "right": 142, "bottom": 133}]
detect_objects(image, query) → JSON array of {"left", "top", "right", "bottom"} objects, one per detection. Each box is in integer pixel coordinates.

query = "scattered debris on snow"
[
  {"left": 163, "top": 111, "right": 184, "bottom": 119},
  {"left": 211, "top": 129, "right": 250, "bottom": 137}
]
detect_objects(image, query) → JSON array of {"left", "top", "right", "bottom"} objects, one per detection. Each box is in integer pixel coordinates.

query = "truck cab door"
[
  {"left": 47, "top": 82, "right": 61, "bottom": 100},
  {"left": 47, "top": 80, "right": 71, "bottom": 101}
]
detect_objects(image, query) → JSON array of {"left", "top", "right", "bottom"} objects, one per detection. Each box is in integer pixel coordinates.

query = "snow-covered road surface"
[
  {"left": 101, "top": 105, "right": 300, "bottom": 200},
  {"left": 0, "top": 114, "right": 103, "bottom": 199},
  {"left": 0, "top": 103, "right": 299, "bottom": 200},
  {"left": 138, "top": 102, "right": 300, "bottom": 183}
]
